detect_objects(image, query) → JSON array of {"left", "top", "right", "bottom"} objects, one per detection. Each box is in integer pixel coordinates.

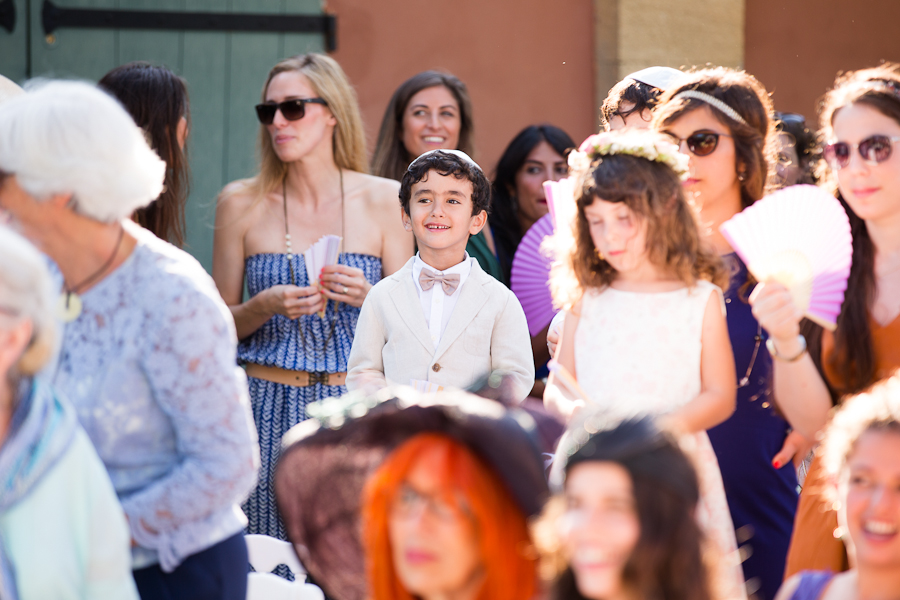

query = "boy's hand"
[{"left": 320, "top": 264, "right": 372, "bottom": 308}]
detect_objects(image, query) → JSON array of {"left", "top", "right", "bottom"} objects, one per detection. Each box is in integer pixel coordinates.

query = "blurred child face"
[
  {"left": 584, "top": 198, "right": 651, "bottom": 281},
  {"left": 830, "top": 103, "right": 900, "bottom": 226},
  {"left": 562, "top": 462, "right": 640, "bottom": 600},
  {"left": 402, "top": 170, "right": 486, "bottom": 265},
  {"left": 514, "top": 140, "right": 569, "bottom": 230},
  {"left": 389, "top": 447, "right": 484, "bottom": 600},
  {"left": 838, "top": 429, "right": 900, "bottom": 568},
  {"left": 660, "top": 105, "right": 741, "bottom": 212},
  {"left": 608, "top": 102, "right": 653, "bottom": 131},
  {"left": 402, "top": 86, "right": 462, "bottom": 159}
]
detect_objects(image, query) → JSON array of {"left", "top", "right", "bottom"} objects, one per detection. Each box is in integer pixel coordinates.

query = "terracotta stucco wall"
[
  {"left": 326, "top": 0, "right": 596, "bottom": 173},
  {"left": 745, "top": 0, "right": 900, "bottom": 126}
]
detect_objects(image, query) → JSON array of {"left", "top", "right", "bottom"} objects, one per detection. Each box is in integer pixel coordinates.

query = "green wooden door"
[{"left": 0, "top": 0, "right": 326, "bottom": 273}]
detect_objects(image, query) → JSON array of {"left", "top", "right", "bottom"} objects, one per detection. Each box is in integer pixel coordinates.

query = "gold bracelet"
[{"left": 766, "top": 335, "right": 807, "bottom": 362}]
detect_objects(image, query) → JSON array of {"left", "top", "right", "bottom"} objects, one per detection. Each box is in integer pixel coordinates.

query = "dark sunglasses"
[
  {"left": 823, "top": 135, "right": 900, "bottom": 170},
  {"left": 665, "top": 131, "right": 732, "bottom": 157},
  {"left": 255, "top": 97, "right": 328, "bottom": 125}
]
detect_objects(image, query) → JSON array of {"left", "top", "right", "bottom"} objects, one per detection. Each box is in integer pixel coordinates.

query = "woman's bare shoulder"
[
  {"left": 346, "top": 171, "right": 401, "bottom": 207},
  {"left": 215, "top": 178, "right": 266, "bottom": 230}
]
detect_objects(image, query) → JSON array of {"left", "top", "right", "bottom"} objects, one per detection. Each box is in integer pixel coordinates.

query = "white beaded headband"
[
  {"left": 408, "top": 149, "right": 482, "bottom": 172},
  {"left": 673, "top": 90, "right": 748, "bottom": 126}
]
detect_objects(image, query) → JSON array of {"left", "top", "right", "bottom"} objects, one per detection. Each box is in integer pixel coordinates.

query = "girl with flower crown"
[{"left": 544, "top": 128, "right": 746, "bottom": 600}]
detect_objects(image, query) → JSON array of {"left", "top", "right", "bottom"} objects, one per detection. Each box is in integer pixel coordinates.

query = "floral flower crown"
[{"left": 567, "top": 130, "right": 690, "bottom": 178}]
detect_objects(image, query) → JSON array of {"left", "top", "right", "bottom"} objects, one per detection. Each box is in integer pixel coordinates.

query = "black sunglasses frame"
[
  {"left": 255, "top": 97, "right": 328, "bottom": 125},
  {"left": 824, "top": 135, "right": 900, "bottom": 170},
  {"left": 665, "top": 131, "right": 732, "bottom": 157}
]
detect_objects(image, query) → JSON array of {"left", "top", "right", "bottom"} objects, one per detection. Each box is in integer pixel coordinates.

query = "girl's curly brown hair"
[{"left": 550, "top": 151, "right": 727, "bottom": 310}]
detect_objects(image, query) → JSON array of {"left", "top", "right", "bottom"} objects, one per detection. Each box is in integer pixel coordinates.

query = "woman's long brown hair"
[{"left": 100, "top": 62, "right": 190, "bottom": 247}]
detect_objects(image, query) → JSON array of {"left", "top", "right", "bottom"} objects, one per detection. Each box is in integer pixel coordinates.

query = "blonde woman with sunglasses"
[
  {"left": 212, "top": 53, "right": 413, "bottom": 540},
  {"left": 652, "top": 68, "right": 809, "bottom": 600},
  {"left": 750, "top": 64, "right": 900, "bottom": 579}
]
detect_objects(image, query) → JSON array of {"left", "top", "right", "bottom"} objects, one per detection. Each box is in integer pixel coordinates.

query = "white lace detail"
[{"left": 52, "top": 222, "right": 259, "bottom": 572}]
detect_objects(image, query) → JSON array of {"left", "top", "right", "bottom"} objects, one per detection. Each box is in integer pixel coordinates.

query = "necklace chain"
[{"left": 66, "top": 225, "right": 125, "bottom": 295}]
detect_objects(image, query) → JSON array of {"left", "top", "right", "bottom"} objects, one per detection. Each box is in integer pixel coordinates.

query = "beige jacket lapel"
[
  {"left": 433, "top": 261, "right": 490, "bottom": 359},
  {"left": 387, "top": 258, "right": 435, "bottom": 355}
]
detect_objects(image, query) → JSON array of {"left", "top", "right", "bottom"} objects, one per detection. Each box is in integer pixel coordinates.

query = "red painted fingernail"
[{"left": 772, "top": 460, "right": 781, "bottom": 469}]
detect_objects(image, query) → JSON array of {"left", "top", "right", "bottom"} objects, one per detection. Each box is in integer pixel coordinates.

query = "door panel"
[
  {"left": 0, "top": 0, "right": 27, "bottom": 83},
  {"left": 13, "top": 0, "right": 326, "bottom": 273}
]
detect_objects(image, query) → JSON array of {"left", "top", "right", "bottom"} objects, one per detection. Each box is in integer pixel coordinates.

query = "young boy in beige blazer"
[{"left": 346, "top": 149, "right": 534, "bottom": 401}]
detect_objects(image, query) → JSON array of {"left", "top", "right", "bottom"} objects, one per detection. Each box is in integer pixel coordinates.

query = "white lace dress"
[{"left": 574, "top": 281, "right": 747, "bottom": 600}]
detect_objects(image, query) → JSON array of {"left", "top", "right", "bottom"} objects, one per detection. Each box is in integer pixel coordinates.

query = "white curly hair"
[{"left": 0, "top": 79, "right": 165, "bottom": 222}]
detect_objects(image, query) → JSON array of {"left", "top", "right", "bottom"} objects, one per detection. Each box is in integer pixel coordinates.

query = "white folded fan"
[
  {"left": 720, "top": 184, "right": 852, "bottom": 331},
  {"left": 304, "top": 234, "right": 342, "bottom": 317}
]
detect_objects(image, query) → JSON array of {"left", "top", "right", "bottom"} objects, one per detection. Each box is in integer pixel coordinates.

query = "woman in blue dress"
[
  {"left": 653, "top": 68, "right": 806, "bottom": 600},
  {"left": 213, "top": 53, "right": 413, "bottom": 539}
]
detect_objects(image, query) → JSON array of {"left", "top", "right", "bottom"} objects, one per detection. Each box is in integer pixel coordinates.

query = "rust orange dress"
[{"left": 783, "top": 314, "right": 900, "bottom": 578}]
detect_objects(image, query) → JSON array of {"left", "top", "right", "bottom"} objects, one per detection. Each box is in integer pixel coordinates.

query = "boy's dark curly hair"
[{"left": 399, "top": 151, "right": 492, "bottom": 217}]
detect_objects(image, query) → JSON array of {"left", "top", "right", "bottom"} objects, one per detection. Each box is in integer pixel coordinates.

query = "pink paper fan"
[
  {"left": 720, "top": 184, "right": 852, "bottom": 331},
  {"left": 511, "top": 214, "right": 557, "bottom": 336}
]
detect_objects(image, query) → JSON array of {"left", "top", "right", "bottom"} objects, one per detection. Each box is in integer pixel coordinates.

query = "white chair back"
[{"left": 245, "top": 534, "right": 324, "bottom": 600}]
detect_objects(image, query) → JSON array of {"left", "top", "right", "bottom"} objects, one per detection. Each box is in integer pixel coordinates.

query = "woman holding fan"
[
  {"left": 652, "top": 67, "right": 803, "bottom": 600},
  {"left": 750, "top": 64, "right": 900, "bottom": 578},
  {"left": 212, "top": 53, "right": 412, "bottom": 539}
]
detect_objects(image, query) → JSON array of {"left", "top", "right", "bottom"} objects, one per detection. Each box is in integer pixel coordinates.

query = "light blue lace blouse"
[{"left": 50, "top": 222, "right": 260, "bottom": 572}]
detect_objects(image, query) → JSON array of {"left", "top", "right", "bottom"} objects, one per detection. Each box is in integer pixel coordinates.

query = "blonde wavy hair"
[
  {"left": 548, "top": 138, "right": 727, "bottom": 310},
  {"left": 240, "top": 53, "right": 368, "bottom": 199},
  {"left": 0, "top": 225, "right": 57, "bottom": 376}
]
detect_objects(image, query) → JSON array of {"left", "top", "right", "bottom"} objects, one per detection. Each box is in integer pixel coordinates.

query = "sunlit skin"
[
  {"left": 562, "top": 462, "right": 640, "bottom": 600},
  {"left": 607, "top": 101, "right": 653, "bottom": 132},
  {"left": 514, "top": 140, "right": 569, "bottom": 233},
  {"left": 660, "top": 105, "right": 742, "bottom": 253},
  {"left": 831, "top": 104, "right": 900, "bottom": 229},
  {"left": 388, "top": 448, "right": 485, "bottom": 600},
  {"left": 402, "top": 86, "right": 462, "bottom": 159},
  {"left": 583, "top": 199, "right": 659, "bottom": 286},
  {"left": 401, "top": 171, "right": 486, "bottom": 271},
  {"left": 776, "top": 430, "right": 900, "bottom": 600},
  {"left": 263, "top": 71, "right": 336, "bottom": 165},
  {"left": 840, "top": 430, "right": 900, "bottom": 569}
]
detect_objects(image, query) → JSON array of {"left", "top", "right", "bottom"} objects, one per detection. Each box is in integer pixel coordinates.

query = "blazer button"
[{"left": 432, "top": 363, "right": 441, "bottom": 372}]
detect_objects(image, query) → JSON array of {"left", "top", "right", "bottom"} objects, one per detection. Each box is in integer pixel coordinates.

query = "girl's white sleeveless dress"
[{"left": 574, "top": 281, "right": 748, "bottom": 600}]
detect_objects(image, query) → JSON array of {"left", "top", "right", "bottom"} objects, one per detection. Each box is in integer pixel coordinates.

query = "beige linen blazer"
[{"left": 346, "top": 257, "right": 535, "bottom": 402}]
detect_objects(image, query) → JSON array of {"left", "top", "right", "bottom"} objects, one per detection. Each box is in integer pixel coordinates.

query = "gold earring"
[{"left": 596, "top": 248, "right": 605, "bottom": 261}]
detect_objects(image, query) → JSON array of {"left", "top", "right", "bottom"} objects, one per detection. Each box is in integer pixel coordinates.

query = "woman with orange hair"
[
  {"left": 274, "top": 385, "right": 549, "bottom": 600},
  {"left": 363, "top": 433, "right": 536, "bottom": 600}
]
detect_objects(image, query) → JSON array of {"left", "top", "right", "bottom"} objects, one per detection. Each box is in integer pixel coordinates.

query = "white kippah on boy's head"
[
  {"left": 625, "top": 66, "right": 683, "bottom": 91},
  {"left": 408, "top": 149, "right": 482, "bottom": 172}
]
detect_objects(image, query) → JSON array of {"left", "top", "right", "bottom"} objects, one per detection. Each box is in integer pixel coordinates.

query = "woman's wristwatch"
[{"left": 766, "top": 335, "right": 808, "bottom": 362}]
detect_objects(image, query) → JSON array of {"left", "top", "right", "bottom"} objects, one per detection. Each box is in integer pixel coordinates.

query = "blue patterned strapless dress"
[{"left": 239, "top": 252, "right": 383, "bottom": 539}]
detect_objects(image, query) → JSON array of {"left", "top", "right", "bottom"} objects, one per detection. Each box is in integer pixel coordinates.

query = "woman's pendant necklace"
[
  {"left": 56, "top": 225, "right": 126, "bottom": 323},
  {"left": 56, "top": 292, "right": 84, "bottom": 323}
]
